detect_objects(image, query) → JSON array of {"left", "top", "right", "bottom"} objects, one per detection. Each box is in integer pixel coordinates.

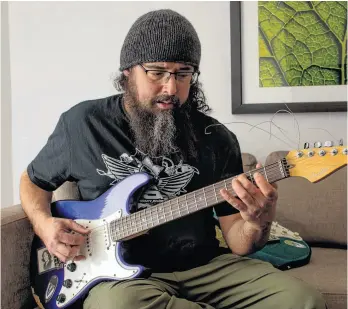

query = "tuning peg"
[
  {"left": 304, "top": 142, "right": 310, "bottom": 149},
  {"left": 314, "top": 141, "right": 322, "bottom": 148},
  {"left": 339, "top": 139, "right": 343, "bottom": 146},
  {"left": 324, "top": 141, "right": 333, "bottom": 147}
]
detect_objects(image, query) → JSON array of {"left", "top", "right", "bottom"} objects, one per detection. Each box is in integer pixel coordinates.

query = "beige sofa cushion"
[
  {"left": 266, "top": 151, "right": 347, "bottom": 246},
  {"left": 1, "top": 205, "right": 36, "bottom": 309},
  {"left": 241, "top": 152, "right": 257, "bottom": 172},
  {"left": 287, "top": 247, "right": 347, "bottom": 309}
]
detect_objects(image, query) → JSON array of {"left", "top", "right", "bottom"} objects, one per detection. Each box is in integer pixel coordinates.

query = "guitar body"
[{"left": 30, "top": 172, "right": 152, "bottom": 309}]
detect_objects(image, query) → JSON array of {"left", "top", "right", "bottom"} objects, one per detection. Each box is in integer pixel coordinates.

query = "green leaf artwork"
[{"left": 258, "top": 1, "right": 347, "bottom": 87}]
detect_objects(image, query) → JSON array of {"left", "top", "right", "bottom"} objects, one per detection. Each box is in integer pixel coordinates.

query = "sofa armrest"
[{"left": 1, "top": 205, "right": 36, "bottom": 309}]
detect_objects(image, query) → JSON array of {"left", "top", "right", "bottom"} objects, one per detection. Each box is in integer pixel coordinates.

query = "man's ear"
[{"left": 123, "top": 69, "right": 130, "bottom": 77}]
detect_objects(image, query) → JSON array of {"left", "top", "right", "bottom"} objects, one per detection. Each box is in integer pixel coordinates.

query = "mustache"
[{"left": 152, "top": 95, "right": 181, "bottom": 107}]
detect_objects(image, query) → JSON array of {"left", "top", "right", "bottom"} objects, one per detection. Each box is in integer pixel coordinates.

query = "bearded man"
[{"left": 20, "top": 9, "right": 326, "bottom": 309}]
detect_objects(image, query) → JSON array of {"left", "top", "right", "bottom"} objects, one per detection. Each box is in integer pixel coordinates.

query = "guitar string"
[
  {"left": 112, "top": 170, "right": 285, "bottom": 240},
  {"left": 86, "top": 162, "right": 285, "bottom": 239},
  {"left": 86, "top": 162, "right": 284, "bottom": 238},
  {"left": 77, "top": 148, "right": 345, "bottom": 248}
]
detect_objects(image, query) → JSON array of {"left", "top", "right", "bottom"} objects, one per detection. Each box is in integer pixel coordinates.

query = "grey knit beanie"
[{"left": 119, "top": 9, "right": 201, "bottom": 71}]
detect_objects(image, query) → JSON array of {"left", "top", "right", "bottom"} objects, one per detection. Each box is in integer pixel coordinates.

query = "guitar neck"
[{"left": 110, "top": 158, "right": 290, "bottom": 241}]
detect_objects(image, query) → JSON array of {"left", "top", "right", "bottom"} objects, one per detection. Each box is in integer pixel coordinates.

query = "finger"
[
  {"left": 235, "top": 174, "right": 267, "bottom": 212},
  {"left": 52, "top": 251, "right": 67, "bottom": 263},
  {"left": 63, "top": 219, "right": 90, "bottom": 235},
  {"left": 232, "top": 177, "right": 259, "bottom": 211},
  {"left": 55, "top": 243, "right": 80, "bottom": 262},
  {"left": 59, "top": 231, "right": 87, "bottom": 246},
  {"left": 253, "top": 172, "right": 278, "bottom": 202},
  {"left": 220, "top": 188, "right": 247, "bottom": 212},
  {"left": 73, "top": 255, "right": 86, "bottom": 262}
]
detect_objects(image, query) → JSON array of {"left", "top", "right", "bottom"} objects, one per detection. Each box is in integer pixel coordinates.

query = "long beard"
[{"left": 123, "top": 82, "right": 198, "bottom": 160}]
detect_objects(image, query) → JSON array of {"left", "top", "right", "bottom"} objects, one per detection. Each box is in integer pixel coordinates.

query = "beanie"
[{"left": 119, "top": 9, "right": 201, "bottom": 71}]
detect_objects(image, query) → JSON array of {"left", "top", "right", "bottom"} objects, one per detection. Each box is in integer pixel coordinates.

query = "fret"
[
  {"left": 248, "top": 171, "right": 255, "bottom": 185},
  {"left": 150, "top": 207, "right": 157, "bottom": 226},
  {"left": 141, "top": 209, "right": 147, "bottom": 229},
  {"left": 224, "top": 180, "right": 228, "bottom": 190},
  {"left": 121, "top": 217, "right": 126, "bottom": 232},
  {"left": 213, "top": 183, "right": 218, "bottom": 203},
  {"left": 178, "top": 197, "right": 187, "bottom": 216},
  {"left": 171, "top": 199, "right": 180, "bottom": 219},
  {"left": 279, "top": 160, "right": 284, "bottom": 178},
  {"left": 185, "top": 194, "right": 189, "bottom": 214},
  {"left": 177, "top": 198, "right": 181, "bottom": 217},
  {"left": 131, "top": 215, "right": 136, "bottom": 231},
  {"left": 127, "top": 216, "right": 132, "bottom": 230},
  {"left": 263, "top": 166, "right": 268, "bottom": 182},
  {"left": 202, "top": 187, "right": 208, "bottom": 208},
  {"left": 169, "top": 201, "right": 174, "bottom": 220},
  {"left": 192, "top": 192, "right": 197, "bottom": 211},
  {"left": 280, "top": 159, "right": 286, "bottom": 179},
  {"left": 178, "top": 196, "right": 187, "bottom": 216},
  {"left": 125, "top": 216, "right": 131, "bottom": 235},
  {"left": 157, "top": 205, "right": 164, "bottom": 222},
  {"left": 155, "top": 206, "right": 160, "bottom": 225},
  {"left": 142, "top": 209, "right": 149, "bottom": 229}
]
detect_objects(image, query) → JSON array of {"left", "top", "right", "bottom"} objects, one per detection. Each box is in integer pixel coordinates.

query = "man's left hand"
[{"left": 220, "top": 163, "right": 278, "bottom": 230}]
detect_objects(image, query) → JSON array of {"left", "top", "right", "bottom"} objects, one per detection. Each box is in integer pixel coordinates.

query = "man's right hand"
[{"left": 35, "top": 216, "right": 90, "bottom": 263}]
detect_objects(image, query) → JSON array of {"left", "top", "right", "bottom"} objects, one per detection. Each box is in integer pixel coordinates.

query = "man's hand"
[
  {"left": 220, "top": 163, "right": 278, "bottom": 231},
  {"left": 35, "top": 216, "right": 90, "bottom": 263}
]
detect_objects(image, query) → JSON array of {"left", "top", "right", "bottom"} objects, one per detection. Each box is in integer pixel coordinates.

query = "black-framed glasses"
[{"left": 139, "top": 64, "right": 200, "bottom": 85}]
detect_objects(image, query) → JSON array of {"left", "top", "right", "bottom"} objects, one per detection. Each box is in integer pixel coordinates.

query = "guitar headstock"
[{"left": 285, "top": 142, "right": 347, "bottom": 183}]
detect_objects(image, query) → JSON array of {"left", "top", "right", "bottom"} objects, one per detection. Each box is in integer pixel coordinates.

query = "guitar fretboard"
[{"left": 109, "top": 158, "right": 289, "bottom": 241}]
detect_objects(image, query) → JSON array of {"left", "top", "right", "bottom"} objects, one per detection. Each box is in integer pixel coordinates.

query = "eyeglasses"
[{"left": 139, "top": 64, "right": 200, "bottom": 85}]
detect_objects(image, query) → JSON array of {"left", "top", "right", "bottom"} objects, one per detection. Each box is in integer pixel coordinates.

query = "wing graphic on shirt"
[
  {"left": 157, "top": 169, "right": 196, "bottom": 198},
  {"left": 97, "top": 150, "right": 200, "bottom": 208},
  {"left": 97, "top": 154, "right": 139, "bottom": 184}
]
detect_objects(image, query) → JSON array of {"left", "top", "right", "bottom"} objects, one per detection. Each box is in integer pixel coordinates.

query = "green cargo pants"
[{"left": 83, "top": 253, "right": 326, "bottom": 309}]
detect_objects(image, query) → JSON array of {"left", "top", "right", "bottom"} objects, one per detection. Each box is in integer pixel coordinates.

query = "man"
[{"left": 20, "top": 9, "right": 326, "bottom": 309}]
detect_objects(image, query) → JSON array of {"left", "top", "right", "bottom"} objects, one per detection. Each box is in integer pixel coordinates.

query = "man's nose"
[{"left": 163, "top": 74, "right": 177, "bottom": 96}]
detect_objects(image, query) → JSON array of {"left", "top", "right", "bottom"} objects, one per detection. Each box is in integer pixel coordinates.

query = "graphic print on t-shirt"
[{"left": 97, "top": 149, "right": 199, "bottom": 209}]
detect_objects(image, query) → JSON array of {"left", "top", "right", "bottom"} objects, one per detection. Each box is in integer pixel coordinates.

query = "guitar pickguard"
[{"left": 31, "top": 172, "right": 152, "bottom": 309}]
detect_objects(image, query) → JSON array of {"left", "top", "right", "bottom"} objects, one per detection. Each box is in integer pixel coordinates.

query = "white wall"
[
  {"left": 6, "top": 1, "right": 347, "bottom": 206},
  {"left": 1, "top": 1, "right": 14, "bottom": 208}
]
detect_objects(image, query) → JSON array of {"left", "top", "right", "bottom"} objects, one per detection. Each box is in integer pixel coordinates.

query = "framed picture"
[{"left": 230, "top": 1, "right": 347, "bottom": 114}]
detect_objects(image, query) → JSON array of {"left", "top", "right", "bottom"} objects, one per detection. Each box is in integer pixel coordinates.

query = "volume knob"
[
  {"left": 67, "top": 262, "right": 77, "bottom": 272},
  {"left": 57, "top": 293, "right": 66, "bottom": 303},
  {"left": 63, "top": 279, "right": 72, "bottom": 288}
]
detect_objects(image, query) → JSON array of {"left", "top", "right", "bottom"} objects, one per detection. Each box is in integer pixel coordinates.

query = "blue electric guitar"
[{"left": 30, "top": 145, "right": 347, "bottom": 309}]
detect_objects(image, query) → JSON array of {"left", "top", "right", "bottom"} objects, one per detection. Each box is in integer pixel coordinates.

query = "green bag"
[
  {"left": 247, "top": 235, "right": 311, "bottom": 270},
  {"left": 215, "top": 220, "right": 311, "bottom": 270}
]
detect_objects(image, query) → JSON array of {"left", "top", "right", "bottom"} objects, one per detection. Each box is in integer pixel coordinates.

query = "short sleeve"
[
  {"left": 213, "top": 129, "right": 244, "bottom": 217},
  {"left": 27, "top": 113, "right": 71, "bottom": 191}
]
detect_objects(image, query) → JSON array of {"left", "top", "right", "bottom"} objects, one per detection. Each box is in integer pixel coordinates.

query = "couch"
[{"left": 1, "top": 151, "right": 346, "bottom": 309}]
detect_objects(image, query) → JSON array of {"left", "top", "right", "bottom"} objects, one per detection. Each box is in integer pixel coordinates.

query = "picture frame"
[{"left": 230, "top": 1, "right": 347, "bottom": 114}]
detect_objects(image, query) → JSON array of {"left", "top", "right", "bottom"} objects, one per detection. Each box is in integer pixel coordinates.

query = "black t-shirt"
[{"left": 28, "top": 94, "right": 243, "bottom": 272}]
